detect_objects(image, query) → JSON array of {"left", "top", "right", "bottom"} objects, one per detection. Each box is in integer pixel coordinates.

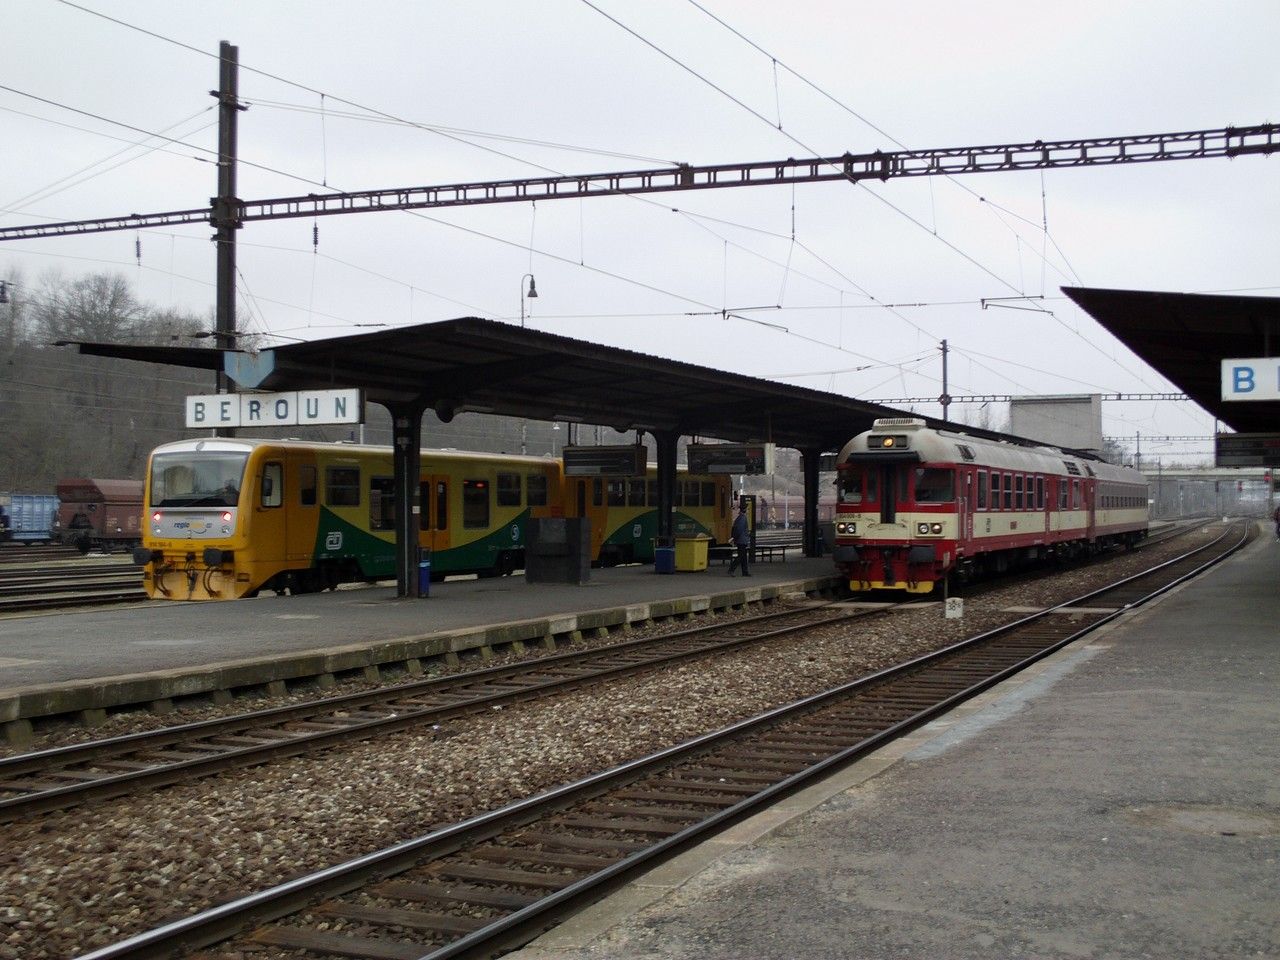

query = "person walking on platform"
[{"left": 727, "top": 503, "right": 751, "bottom": 577}]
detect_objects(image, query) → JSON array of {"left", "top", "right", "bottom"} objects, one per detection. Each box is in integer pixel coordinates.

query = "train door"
[
  {"left": 419, "top": 475, "right": 450, "bottom": 555},
  {"left": 1084, "top": 478, "right": 1096, "bottom": 541},
  {"left": 879, "top": 465, "right": 899, "bottom": 524},
  {"left": 562, "top": 477, "right": 606, "bottom": 559},
  {"left": 286, "top": 452, "right": 318, "bottom": 561},
  {"left": 255, "top": 457, "right": 287, "bottom": 564}
]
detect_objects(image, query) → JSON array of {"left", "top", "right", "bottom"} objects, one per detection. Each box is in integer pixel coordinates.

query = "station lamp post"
[
  {"left": 519, "top": 273, "right": 538, "bottom": 328},
  {"left": 518, "top": 274, "right": 539, "bottom": 453}
]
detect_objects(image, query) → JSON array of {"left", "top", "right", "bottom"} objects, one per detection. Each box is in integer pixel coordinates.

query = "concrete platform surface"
[{"left": 508, "top": 533, "right": 1280, "bottom": 959}]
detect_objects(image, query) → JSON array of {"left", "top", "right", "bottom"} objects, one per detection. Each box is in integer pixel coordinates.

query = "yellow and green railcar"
[
  {"left": 135, "top": 439, "right": 564, "bottom": 600},
  {"left": 566, "top": 470, "right": 732, "bottom": 565}
]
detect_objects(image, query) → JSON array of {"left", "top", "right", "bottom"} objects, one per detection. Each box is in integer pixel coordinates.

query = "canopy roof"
[
  {"left": 1063, "top": 286, "right": 1280, "bottom": 435},
  {"left": 68, "top": 316, "right": 1025, "bottom": 453}
]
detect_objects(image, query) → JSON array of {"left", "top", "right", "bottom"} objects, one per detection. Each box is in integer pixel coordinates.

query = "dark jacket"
[{"left": 731, "top": 512, "right": 750, "bottom": 546}]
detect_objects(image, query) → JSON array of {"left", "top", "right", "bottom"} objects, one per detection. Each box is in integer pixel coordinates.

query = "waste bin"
[
  {"left": 418, "top": 548, "right": 431, "bottom": 597},
  {"left": 674, "top": 535, "right": 709, "bottom": 571},
  {"left": 654, "top": 546, "right": 675, "bottom": 574}
]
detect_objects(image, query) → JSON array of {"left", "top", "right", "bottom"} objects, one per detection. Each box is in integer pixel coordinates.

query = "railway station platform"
[
  {"left": 509, "top": 530, "right": 1280, "bottom": 959},
  {"left": 0, "top": 555, "right": 840, "bottom": 743}
]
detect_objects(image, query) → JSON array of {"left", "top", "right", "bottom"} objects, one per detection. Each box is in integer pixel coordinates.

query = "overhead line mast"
[{"left": 1, "top": 123, "right": 1276, "bottom": 241}]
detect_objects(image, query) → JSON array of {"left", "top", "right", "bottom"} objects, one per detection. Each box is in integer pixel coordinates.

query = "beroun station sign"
[{"left": 185, "top": 389, "right": 364, "bottom": 428}]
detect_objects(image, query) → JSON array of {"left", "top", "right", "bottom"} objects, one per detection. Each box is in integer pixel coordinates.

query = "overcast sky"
[{"left": 4, "top": 0, "right": 1278, "bottom": 463}]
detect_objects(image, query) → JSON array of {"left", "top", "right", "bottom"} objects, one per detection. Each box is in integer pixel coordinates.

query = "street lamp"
[
  {"left": 518, "top": 273, "right": 539, "bottom": 453},
  {"left": 519, "top": 273, "right": 538, "bottom": 328}
]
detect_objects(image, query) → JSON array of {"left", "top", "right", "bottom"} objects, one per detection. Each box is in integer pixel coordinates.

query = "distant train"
[
  {"left": 56, "top": 478, "right": 144, "bottom": 553},
  {"left": 0, "top": 494, "right": 59, "bottom": 545},
  {"left": 831, "top": 418, "right": 1149, "bottom": 593},
  {"left": 133, "top": 438, "right": 732, "bottom": 600}
]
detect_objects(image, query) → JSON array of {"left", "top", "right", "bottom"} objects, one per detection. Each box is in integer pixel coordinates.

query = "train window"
[
  {"left": 436, "top": 480, "right": 448, "bottom": 531},
  {"left": 685, "top": 480, "right": 702, "bottom": 506},
  {"left": 299, "top": 466, "right": 317, "bottom": 507},
  {"left": 326, "top": 467, "right": 360, "bottom": 507},
  {"left": 1059, "top": 480, "right": 1068, "bottom": 509},
  {"left": 1014, "top": 474, "right": 1024, "bottom": 510},
  {"left": 1072, "top": 479, "right": 1081, "bottom": 510},
  {"left": 913, "top": 468, "right": 954, "bottom": 503},
  {"left": 990, "top": 472, "right": 1001, "bottom": 509},
  {"left": 838, "top": 464, "right": 877, "bottom": 504},
  {"left": 673, "top": 483, "right": 684, "bottom": 507},
  {"left": 1036, "top": 476, "right": 1045, "bottom": 509},
  {"left": 701, "top": 481, "right": 715, "bottom": 506},
  {"left": 463, "top": 479, "right": 490, "bottom": 528},
  {"left": 607, "top": 480, "right": 626, "bottom": 507},
  {"left": 977, "top": 470, "right": 988, "bottom": 509},
  {"left": 418, "top": 482, "right": 430, "bottom": 530},
  {"left": 647, "top": 480, "right": 658, "bottom": 506},
  {"left": 369, "top": 476, "right": 395, "bottom": 530},
  {"left": 1002, "top": 473, "right": 1013, "bottom": 510},
  {"left": 592, "top": 479, "right": 603, "bottom": 507},
  {"left": 628, "top": 480, "right": 645, "bottom": 506},
  {"left": 528, "top": 474, "right": 549, "bottom": 506},
  {"left": 261, "top": 463, "right": 283, "bottom": 509},
  {"left": 497, "top": 472, "right": 521, "bottom": 507}
]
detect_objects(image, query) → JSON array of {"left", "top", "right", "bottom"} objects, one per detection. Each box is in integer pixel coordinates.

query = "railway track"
[
  {"left": 0, "top": 560, "right": 145, "bottom": 613},
  {"left": 0, "top": 600, "right": 887, "bottom": 820},
  {"left": 0, "top": 519, "right": 1208, "bottom": 819},
  {"left": 78, "top": 519, "right": 1251, "bottom": 960}
]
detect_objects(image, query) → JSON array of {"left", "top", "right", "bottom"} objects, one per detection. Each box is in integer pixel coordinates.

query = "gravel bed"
[{"left": 0, "top": 525, "right": 1228, "bottom": 959}]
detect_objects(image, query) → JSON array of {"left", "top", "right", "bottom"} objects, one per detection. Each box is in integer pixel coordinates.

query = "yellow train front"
[
  {"left": 134, "top": 438, "right": 733, "bottom": 600},
  {"left": 830, "top": 417, "right": 1148, "bottom": 594}
]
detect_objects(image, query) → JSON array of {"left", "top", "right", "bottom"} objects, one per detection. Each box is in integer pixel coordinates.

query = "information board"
[
  {"left": 1221, "top": 357, "right": 1280, "bottom": 402},
  {"left": 562, "top": 445, "right": 647, "bottom": 476},
  {"left": 687, "top": 443, "right": 775, "bottom": 475},
  {"left": 1214, "top": 432, "right": 1280, "bottom": 467}
]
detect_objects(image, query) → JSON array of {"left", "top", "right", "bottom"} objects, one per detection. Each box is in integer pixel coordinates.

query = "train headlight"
[
  {"left": 836, "top": 521, "right": 857, "bottom": 535},
  {"left": 930, "top": 522, "right": 943, "bottom": 534},
  {"left": 221, "top": 512, "right": 232, "bottom": 523},
  {"left": 917, "top": 522, "right": 930, "bottom": 534}
]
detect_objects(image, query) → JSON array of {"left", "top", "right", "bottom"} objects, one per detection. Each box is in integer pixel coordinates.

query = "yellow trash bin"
[{"left": 673, "top": 535, "right": 710, "bottom": 572}]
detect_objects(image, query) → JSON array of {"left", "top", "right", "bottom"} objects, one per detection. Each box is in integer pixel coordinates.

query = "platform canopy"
[
  {"left": 65, "top": 316, "right": 995, "bottom": 453},
  {"left": 1063, "top": 287, "right": 1280, "bottom": 435}
]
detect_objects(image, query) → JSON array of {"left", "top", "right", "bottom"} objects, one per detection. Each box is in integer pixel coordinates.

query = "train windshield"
[
  {"left": 150, "top": 452, "right": 248, "bottom": 508},
  {"left": 912, "top": 467, "right": 955, "bottom": 503},
  {"left": 837, "top": 464, "right": 879, "bottom": 504}
]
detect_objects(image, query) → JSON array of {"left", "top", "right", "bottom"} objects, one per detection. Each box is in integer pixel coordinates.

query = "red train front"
[{"left": 831, "top": 418, "right": 1148, "bottom": 593}]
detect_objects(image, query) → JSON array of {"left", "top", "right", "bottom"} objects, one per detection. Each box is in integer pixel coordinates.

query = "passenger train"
[
  {"left": 133, "top": 438, "right": 732, "bottom": 600},
  {"left": 831, "top": 418, "right": 1149, "bottom": 593}
]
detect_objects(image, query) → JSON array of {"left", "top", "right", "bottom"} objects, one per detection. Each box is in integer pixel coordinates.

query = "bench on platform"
[{"left": 708, "top": 543, "right": 796, "bottom": 564}]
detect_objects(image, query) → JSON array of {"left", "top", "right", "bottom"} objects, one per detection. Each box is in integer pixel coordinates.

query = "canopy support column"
[
  {"left": 801, "top": 446, "right": 822, "bottom": 557},
  {"left": 654, "top": 431, "right": 678, "bottom": 544},
  {"left": 386, "top": 401, "right": 425, "bottom": 597}
]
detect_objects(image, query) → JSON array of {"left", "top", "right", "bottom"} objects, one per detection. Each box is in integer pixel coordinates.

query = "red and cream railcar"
[{"left": 831, "top": 418, "right": 1148, "bottom": 593}]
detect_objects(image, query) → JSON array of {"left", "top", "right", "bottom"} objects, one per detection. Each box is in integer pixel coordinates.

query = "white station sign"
[
  {"left": 185, "top": 389, "right": 364, "bottom": 428},
  {"left": 1221, "top": 357, "right": 1280, "bottom": 402}
]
